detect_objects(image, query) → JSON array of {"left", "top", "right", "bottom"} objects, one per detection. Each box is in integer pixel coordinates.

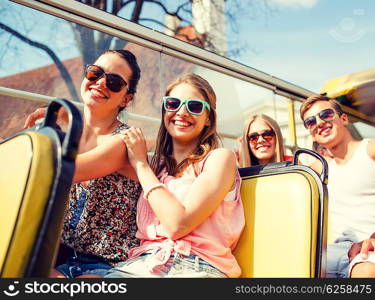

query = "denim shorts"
[
  {"left": 326, "top": 241, "right": 352, "bottom": 278},
  {"left": 105, "top": 253, "right": 226, "bottom": 278},
  {"left": 55, "top": 251, "right": 112, "bottom": 278}
]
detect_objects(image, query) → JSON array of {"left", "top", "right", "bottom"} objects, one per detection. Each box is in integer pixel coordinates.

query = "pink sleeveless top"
[{"left": 127, "top": 149, "right": 245, "bottom": 277}]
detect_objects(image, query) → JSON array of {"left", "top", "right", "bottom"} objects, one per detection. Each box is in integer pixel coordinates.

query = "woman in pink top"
[{"left": 105, "top": 73, "right": 245, "bottom": 278}]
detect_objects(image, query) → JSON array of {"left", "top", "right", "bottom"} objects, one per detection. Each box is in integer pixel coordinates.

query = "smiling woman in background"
[{"left": 237, "top": 114, "right": 291, "bottom": 167}]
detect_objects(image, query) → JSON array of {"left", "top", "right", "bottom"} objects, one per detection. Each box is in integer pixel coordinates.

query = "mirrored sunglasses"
[
  {"left": 85, "top": 64, "right": 127, "bottom": 93},
  {"left": 303, "top": 108, "right": 336, "bottom": 130},
  {"left": 247, "top": 129, "right": 275, "bottom": 144},
  {"left": 163, "top": 96, "right": 211, "bottom": 116}
]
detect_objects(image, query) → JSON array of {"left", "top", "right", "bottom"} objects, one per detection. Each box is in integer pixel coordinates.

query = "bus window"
[
  {"left": 292, "top": 100, "right": 313, "bottom": 151},
  {"left": 272, "top": 95, "right": 298, "bottom": 155},
  {"left": 352, "top": 121, "right": 375, "bottom": 139},
  {"left": 0, "top": 1, "right": 163, "bottom": 148}
]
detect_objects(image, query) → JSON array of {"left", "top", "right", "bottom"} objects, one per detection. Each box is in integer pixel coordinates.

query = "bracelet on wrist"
[{"left": 144, "top": 183, "right": 166, "bottom": 200}]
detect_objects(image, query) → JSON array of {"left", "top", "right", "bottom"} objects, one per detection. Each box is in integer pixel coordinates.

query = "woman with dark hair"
[
  {"left": 238, "top": 114, "right": 291, "bottom": 167},
  {"left": 24, "top": 49, "right": 142, "bottom": 278},
  {"left": 105, "top": 73, "right": 245, "bottom": 278}
]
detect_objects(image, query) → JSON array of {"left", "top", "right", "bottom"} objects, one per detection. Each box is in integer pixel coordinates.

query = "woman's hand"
[
  {"left": 121, "top": 127, "right": 148, "bottom": 169},
  {"left": 23, "top": 107, "right": 47, "bottom": 128},
  {"left": 23, "top": 106, "right": 69, "bottom": 129}
]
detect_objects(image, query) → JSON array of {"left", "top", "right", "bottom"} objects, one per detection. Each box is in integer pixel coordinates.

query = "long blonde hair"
[
  {"left": 239, "top": 114, "right": 285, "bottom": 167},
  {"left": 151, "top": 73, "right": 220, "bottom": 176}
]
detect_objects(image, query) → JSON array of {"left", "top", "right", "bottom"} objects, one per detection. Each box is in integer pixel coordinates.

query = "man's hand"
[{"left": 348, "top": 232, "right": 375, "bottom": 262}]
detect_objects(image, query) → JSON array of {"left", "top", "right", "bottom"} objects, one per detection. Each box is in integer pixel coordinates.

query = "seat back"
[
  {"left": 0, "top": 99, "right": 82, "bottom": 277},
  {"left": 234, "top": 149, "right": 328, "bottom": 278}
]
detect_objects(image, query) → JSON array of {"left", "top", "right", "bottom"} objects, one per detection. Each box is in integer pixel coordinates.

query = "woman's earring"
[{"left": 205, "top": 118, "right": 210, "bottom": 127}]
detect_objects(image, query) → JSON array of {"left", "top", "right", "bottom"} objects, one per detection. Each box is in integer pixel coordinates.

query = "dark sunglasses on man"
[
  {"left": 303, "top": 108, "right": 336, "bottom": 130},
  {"left": 85, "top": 64, "right": 128, "bottom": 93},
  {"left": 163, "top": 96, "right": 211, "bottom": 116},
  {"left": 247, "top": 129, "right": 275, "bottom": 144}
]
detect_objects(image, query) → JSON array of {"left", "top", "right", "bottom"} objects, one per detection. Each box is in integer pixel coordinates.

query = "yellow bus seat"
[
  {"left": 234, "top": 149, "right": 328, "bottom": 278},
  {"left": 0, "top": 99, "right": 82, "bottom": 278}
]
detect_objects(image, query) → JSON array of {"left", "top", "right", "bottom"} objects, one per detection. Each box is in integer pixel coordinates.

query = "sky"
[
  {"left": 233, "top": 0, "right": 375, "bottom": 92},
  {"left": 1, "top": 0, "right": 374, "bottom": 95}
]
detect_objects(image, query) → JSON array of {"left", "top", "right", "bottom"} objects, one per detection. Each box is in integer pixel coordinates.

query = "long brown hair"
[
  {"left": 239, "top": 114, "right": 285, "bottom": 167},
  {"left": 151, "top": 73, "right": 220, "bottom": 176}
]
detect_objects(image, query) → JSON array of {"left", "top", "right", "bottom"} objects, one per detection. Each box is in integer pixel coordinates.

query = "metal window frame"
[
  {"left": 8, "top": 0, "right": 375, "bottom": 127},
  {"left": 11, "top": 0, "right": 311, "bottom": 99},
  {"left": 0, "top": 86, "right": 239, "bottom": 139}
]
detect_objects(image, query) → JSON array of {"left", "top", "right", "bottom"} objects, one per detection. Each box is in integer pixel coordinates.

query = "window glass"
[
  {"left": 0, "top": 1, "right": 161, "bottom": 142},
  {"left": 77, "top": 0, "right": 229, "bottom": 57},
  {"left": 293, "top": 100, "right": 314, "bottom": 151},
  {"left": 273, "top": 94, "right": 295, "bottom": 155},
  {"left": 352, "top": 121, "right": 375, "bottom": 139}
]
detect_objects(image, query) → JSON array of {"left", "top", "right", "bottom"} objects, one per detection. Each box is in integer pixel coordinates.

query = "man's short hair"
[{"left": 300, "top": 94, "right": 345, "bottom": 120}]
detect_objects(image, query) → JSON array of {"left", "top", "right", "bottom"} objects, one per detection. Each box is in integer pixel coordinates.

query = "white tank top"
[{"left": 328, "top": 139, "right": 375, "bottom": 242}]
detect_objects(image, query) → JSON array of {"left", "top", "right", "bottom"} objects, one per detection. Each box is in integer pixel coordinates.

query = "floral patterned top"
[{"left": 61, "top": 123, "right": 142, "bottom": 265}]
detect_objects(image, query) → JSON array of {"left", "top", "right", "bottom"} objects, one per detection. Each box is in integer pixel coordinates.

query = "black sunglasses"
[
  {"left": 303, "top": 108, "right": 336, "bottom": 129},
  {"left": 247, "top": 129, "right": 275, "bottom": 144},
  {"left": 85, "top": 64, "right": 128, "bottom": 93}
]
